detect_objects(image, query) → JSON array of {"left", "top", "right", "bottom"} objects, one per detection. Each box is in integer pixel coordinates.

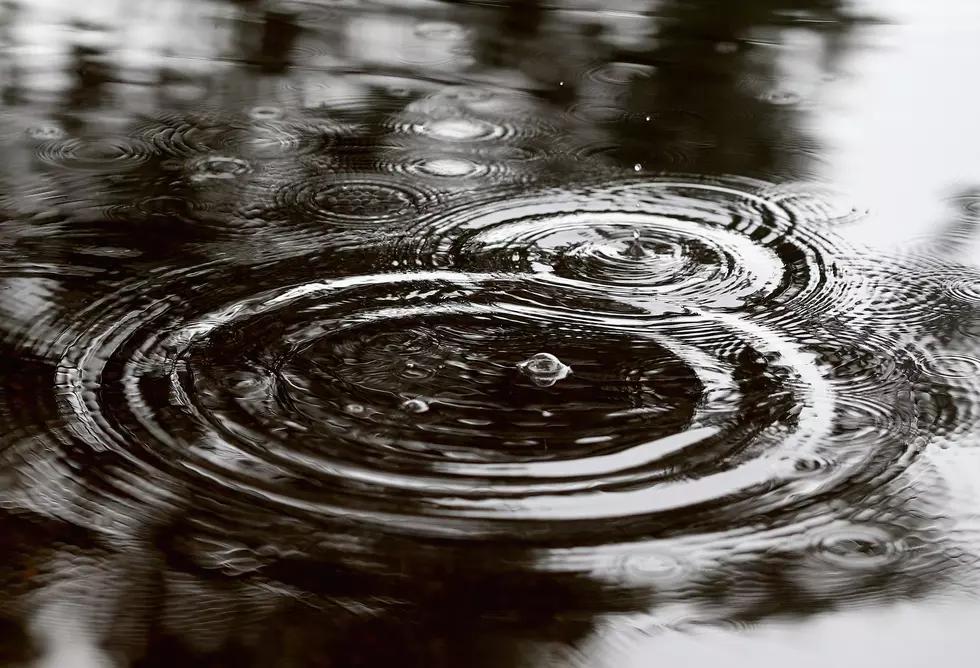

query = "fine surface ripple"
[{"left": 32, "top": 171, "right": 958, "bottom": 558}]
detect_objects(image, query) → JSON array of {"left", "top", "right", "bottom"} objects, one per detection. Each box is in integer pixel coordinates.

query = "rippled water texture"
[{"left": 1, "top": 0, "right": 980, "bottom": 666}]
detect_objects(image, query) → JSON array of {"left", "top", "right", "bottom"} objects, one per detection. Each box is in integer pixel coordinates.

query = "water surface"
[{"left": 1, "top": 0, "right": 979, "bottom": 666}]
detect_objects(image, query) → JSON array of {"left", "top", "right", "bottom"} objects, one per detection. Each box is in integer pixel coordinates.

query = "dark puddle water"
[{"left": 1, "top": 0, "right": 979, "bottom": 666}]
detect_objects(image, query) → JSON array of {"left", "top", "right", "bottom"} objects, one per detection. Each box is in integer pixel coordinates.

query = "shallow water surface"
[{"left": 1, "top": 0, "right": 979, "bottom": 666}]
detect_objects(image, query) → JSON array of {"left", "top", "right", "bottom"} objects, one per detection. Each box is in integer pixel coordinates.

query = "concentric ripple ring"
[
  {"left": 407, "top": 175, "right": 870, "bottom": 317},
  {"left": 52, "top": 264, "right": 919, "bottom": 544}
]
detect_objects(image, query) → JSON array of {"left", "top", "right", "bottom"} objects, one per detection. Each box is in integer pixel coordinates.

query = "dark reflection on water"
[{"left": 1, "top": 0, "right": 979, "bottom": 666}]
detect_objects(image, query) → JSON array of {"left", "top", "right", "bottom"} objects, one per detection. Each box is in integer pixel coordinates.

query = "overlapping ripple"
[
  {"left": 358, "top": 148, "right": 542, "bottom": 190},
  {"left": 236, "top": 115, "right": 350, "bottom": 161},
  {"left": 130, "top": 109, "right": 350, "bottom": 165},
  {"left": 406, "top": 175, "right": 870, "bottom": 315},
  {"left": 130, "top": 113, "right": 241, "bottom": 158},
  {"left": 385, "top": 90, "right": 559, "bottom": 149},
  {"left": 47, "top": 173, "right": 942, "bottom": 555},
  {"left": 33, "top": 136, "right": 155, "bottom": 172},
  {"left": 54, "top": 268, "right": 839, "bottom": 541},
  {"left": 272, "top": 173, "right": 446, "bottom": 230}
]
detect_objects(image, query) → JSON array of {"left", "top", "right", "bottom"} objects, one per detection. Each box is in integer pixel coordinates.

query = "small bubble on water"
[
  {"left": 346, "top": 403, "right": 365, "bottom": 415},
  {"left": 401, "top": 398, "right": 430, "bottom": 413},
  {"left": 517, "top": 352, "right": 572, "bottom": 387}
]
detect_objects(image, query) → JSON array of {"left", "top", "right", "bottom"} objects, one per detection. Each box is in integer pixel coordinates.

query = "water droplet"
[
  {"left": 401, "top": 398, "right": 430, "bottom": 413},
  {"left": 624, "top": 229, "right": 647, "bottom": 259},
  {"left": 517, "top": 353, "right": 572, "bottom": 387}
]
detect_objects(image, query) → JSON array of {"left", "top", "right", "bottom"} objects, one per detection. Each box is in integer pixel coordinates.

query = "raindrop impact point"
[{"left": 517, "top": 353, "right": 572, "bottom": 388}]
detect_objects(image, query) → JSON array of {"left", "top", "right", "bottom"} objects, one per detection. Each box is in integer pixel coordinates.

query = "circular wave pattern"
[
  {"left": 584, "top": 62, "right": 656, "bottom": 86},
  {"left": 565, "top": 102, "right": 635, "bottom": 126},
  {"left": 409, "top": 176, "right": 867, "bottom": 315},
  {"left": 947, "top": 188, "right": 980, "bottom": 218},
  {"left": 946, "top": 277, "right": 980, "bottom": 306},
  {"left": 41, "top": 170, "right": 948, "bottom": 575},
  {"left": 759, "top": 182, "right": 869, "bottom": 227},
  {"left": 386, "top": 102, "right": 558, "bottom": 147},
  {"left": 130, "top": 114, "right": 241, "bottom": 158},
  {"left": 924, "top": 355, "right": 980, "bottom": 381},
  {"left": 57, "top": 267, "right": 901, "bottom": 543},
  {"left": 272, "top": 174, "right": 445, "bottom": 229},
  {"left": 858, "top": 259, "right": 980, "bottom": 331},
  {"left": 33, "top": 137, "right": 154, "bottom": 172},
  {"left": 406, "top": 155, "right": 496, "bottom": 180},
  {"left": 396, "top": 115, "right": 508, "bottom": 143},
  {"left": 364, "top": 149, "right": 541, "bottom": 190},
  {"left": 805, "top": 523, "right": 910, "bottom": 570},
  {"left": 237, "top": 118, "right": 348, "bottom": 160}
]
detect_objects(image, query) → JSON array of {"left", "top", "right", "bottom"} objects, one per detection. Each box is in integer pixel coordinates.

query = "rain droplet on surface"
[
  {"left": 401, "top": 398, "right": 430, "bottom": 413},
  {"left": 517, "top": 352, "right": 572, "bottom": 387}
]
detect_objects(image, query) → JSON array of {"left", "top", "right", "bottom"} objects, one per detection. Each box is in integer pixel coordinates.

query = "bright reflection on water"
[{"left": 0, "top": 0, "right": 979, "bottom": 666}]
